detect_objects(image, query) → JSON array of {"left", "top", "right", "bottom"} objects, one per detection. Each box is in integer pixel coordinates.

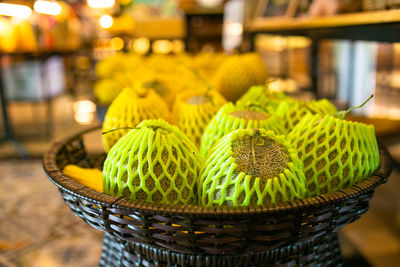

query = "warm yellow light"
[
  {"left": 256, "top": 35, "right": 311, "bottom": 52},
  {"left": 152, "top": 40, "right": 173, "bottom": 54},
  {"left": 119, "top": 0, "right": 131, "bottom": 5},
  {"left": 132, "top": 37, "right": 150, "bottom": 54},
  {"left": 225, "top": 22, "right": 243, "bottom": 36},
  {"left": 73, "top": 100, "right": 96, "bottom": 125},
  {"left": 287, "top": 36, "right": 311, "bottom": 49},
  {"left": 34, "top": 1, "right": 62, "bottom": 16},
  {"left": 273, "top": 37, "right": 287, "bottom": 51},
  {"left": 196, "top": 0, "right": 224, "bottom": 8},
  {"left": 99, "top": 15, "right": 113, "bottom": 29},
  {"left": 111, "top": 37, "right": 124, "bottom": 50},
  {"left": 0, "top": 18, "right": 8, "bottom": 32},
  {"left": 172, "top": 39, "right": 185, "bottom": 53},
  {"left": 0, "top": 3, "right": 32, "bottom": 19},
  {"left": 269, "top": 78, "right": 298, "bottom": 93},
  {"left": 394, "top": 43, "right": 400, "bottom": 53},
  {"left": 87, "top": 0, "right": 115, "bottom": 9}
]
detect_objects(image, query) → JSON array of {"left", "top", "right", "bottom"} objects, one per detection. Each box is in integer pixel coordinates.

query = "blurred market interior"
[{"left": 0, "top": 0, "right": 400, "bottom": 266}]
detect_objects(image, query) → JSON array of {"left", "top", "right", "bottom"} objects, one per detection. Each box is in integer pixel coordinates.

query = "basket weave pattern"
[
  {"left": 43, "top": 127, "right": 392, "bottom": 259},
  {"left": 99, "top": 232, "right": 341, "bottom": 266}
]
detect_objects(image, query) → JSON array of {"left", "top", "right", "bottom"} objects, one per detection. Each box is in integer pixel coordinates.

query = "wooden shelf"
[
  {"left": 183, "top": 5, "right": 224, "bottom": 16},
  {"left": 129, "top": 17, "right": 185, "bottom": 39},
  {"left": 247, "top": 9, "right": 400, "bottom": 32}
]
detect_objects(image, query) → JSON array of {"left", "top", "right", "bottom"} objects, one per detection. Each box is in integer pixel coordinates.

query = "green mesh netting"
[
  {"left": 289, "top": 114, "right": 380, "bottom": 197},
  {"left": 94, "top": 78, "right": 125, "bottom": 106},
  {"left": 306, "top": 99, "right": 337, "bottom": 115},
  {"left": 172, "top": 89, "right": 227, "bottom": 148},
  {"left": 103, "top": 119, "right": 201, "bottom": 205},
  {"left": 142, "top": 79, "right": 176, "bottom": 107},
  {"left": 236, "top": 85, "right": 288, "bottom": 114},
  {"left": 102, "top": 88, "right": 171, "bottom": 152},
  {"left": 199, "top": 129, "right": 306, "bottom": 207},
  {"left": 200, "top": 102, "right": 285, "bottom": 158},
  {"left": 277, "top": 99, "right": 338, "bottom": 133}
]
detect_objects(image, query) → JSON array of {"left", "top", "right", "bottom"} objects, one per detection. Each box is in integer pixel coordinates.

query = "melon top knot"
[
  {"left": 231, "top": 131, "right": 289, "bottom": 180},
  {"left": 185, "top": 95, "right": 211, "bottom": 105},
  {"left": 230, "top": 110, "right": 269, "bottom": 121}
]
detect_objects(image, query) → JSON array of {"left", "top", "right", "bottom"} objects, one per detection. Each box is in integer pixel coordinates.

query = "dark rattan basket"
[{"left": 43, "top": 126, "right": 393, "bottom": 267}]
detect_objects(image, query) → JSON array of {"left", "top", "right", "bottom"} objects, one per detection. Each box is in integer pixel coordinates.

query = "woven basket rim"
[{"left": 43, "top": 125, "right": 393, "bottom": 218}]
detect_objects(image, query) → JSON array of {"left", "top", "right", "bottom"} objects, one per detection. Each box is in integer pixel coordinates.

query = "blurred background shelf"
[
  {"left": 248, "top": 9, "right": 400, "bottom": 33},
  {"left": 245, "top": 8, "right": 400, "bottom": 125}
]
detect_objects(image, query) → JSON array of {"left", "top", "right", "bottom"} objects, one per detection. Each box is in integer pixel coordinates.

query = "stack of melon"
[
  {"left": 93, "top": 52, "right": 268, "bottom": 111},
  {"left": 66, "top": 52, "right": 380, "bottom": 207}
]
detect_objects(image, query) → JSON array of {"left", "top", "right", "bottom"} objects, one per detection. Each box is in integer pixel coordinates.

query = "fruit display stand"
[{"left": 43, "top": 126, "right": 393, "bottom": 266}]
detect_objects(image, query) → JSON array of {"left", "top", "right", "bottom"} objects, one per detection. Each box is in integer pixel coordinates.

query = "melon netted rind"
[
  {"left": 212, "top": 53, "right": 269, "bottom": 102},
  {"left": 94, "top": 79, "right": 124, "bottom": 106},
  {"left": 94, "top": 72, "right": 136, "bottom": 106},
  {"left": 306, "top": 99, "right": 338, "bottom": 115},
  {"left": 236, "top": 85, "right": 288, "bottom": 114},
  {"left": 200, "top": 102, "right": 285, "bottom": 158},
  {"left": 241, "top": 53, "right": 269, "bottom": 86},
  {"left": 102, "top": 88, "right": 171, "bottom": 152},
  {"left": 103, "top": 119, "right": 201, "bottom": 205},
  {"left": 191, "top": 52, "right": 227, "bottom": 79},
  {"left": 95, "top": 53, "right": 144, "bottom": 79},
  {"left": 199, "top": 129, "right": 306, "bottom": 207},
  {"left": 172, "top": 88, "right": 227, "bottom": 147},
  {"left": 95, "top": 53, "right": 126, "bottom": 79},
  {"left": 278, "top": 98, "right": 338, "bottom": 134},
  {"left": 288, "top": 113, "right": 380, "bottom": 197}
]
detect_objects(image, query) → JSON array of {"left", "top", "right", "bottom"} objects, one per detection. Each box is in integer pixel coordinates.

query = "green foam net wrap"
[
  {"left": 236, "top": 85, "right": 288, "bottom": 114},
  {"left": 94, "top": 78, "right": 125, "bottom": 106},
  {"left": 277, "top": 99, "right": 338, "bottom": 133},
  {"left": 102, "top": 88, "right": 171, "bottom": 152},
  {"left": 199, "top": 129, "right": 306, "bottom": 207},
  {"left": 200, "top": 102, "right": 285, "bottom": 158},
  {"left": 172, "top": 88, "right": 227, "bottom": 147},
  {"left": 103, "top": 119, "right": 201, "bottom": 205},
  {"left": 289, "top": 114, "right": 380, "bottom": 197}
]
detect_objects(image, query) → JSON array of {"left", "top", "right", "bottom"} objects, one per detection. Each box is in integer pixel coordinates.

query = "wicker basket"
[{"left": 43, "top": 126, "right": 393, "bottom": 267}]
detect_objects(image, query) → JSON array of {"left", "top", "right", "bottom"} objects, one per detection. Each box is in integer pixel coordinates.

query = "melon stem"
[
  {"left": 244, "top": 103, "right": 268, "bottom": 113},
  {"left": 136, "top": 87, "right": 149, "bottom": 97},
  {"left": 337, "top": 94, "right": 374, "bottom": 119},
  {"left": 102, "top": 127, "right": 139, "bottom": 135}
]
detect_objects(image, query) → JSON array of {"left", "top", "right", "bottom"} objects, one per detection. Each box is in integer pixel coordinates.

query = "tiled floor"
[
  {"left": 1, "top": 94, "right": 400, "bottom": 266},
  {"left": 0, "top": 160, "right": 103, "bottom": 267},
  {"left": 1, "top": 95, "right": 104, "bottom": 267}
]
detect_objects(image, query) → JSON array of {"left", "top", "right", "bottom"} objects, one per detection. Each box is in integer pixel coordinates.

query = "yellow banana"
[{"left": 62, "top": 165, "right": 103, "bottom": 192}]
